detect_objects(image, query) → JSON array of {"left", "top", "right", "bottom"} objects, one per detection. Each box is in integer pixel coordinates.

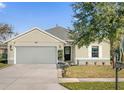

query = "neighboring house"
[{"left": 4, "top": 26, "right": 110, "bottom": 65}]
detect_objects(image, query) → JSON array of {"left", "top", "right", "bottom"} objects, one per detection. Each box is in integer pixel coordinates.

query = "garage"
[
  {"left": 15, "top": 46, "right": 57, "bottom": 64},
  {"left": 5, "top": 28, "right": 65, "bottom": 64}
]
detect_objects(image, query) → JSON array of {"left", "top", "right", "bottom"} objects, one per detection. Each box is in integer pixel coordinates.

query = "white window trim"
[{"left": 88, "top": 45, "right": 102, "bottom": 59}]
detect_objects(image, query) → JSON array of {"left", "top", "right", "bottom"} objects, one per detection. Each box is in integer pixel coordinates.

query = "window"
[
  {"left": 65, "top": 47, "right": 70, "bottom": 54},
  {"left": 92, "top": 46, "right": 99, "bottom": 57}
]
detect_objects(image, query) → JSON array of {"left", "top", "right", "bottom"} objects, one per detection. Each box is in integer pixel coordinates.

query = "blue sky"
[{"left": 0, "top": 2, "right": 73, "bottom": 33}]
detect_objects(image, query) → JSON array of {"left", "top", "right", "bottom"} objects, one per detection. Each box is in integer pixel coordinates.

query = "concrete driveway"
[{"left": 0, "top": 64, "right": 66, "bottom": 90}]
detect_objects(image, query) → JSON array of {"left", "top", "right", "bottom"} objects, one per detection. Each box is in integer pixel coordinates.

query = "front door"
[{"left": 64, "top": 46, "right": 71, "bottom": 61}]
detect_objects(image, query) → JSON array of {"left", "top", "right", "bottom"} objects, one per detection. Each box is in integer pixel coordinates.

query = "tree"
[
  {"left": 71, "top": 2, "right": 124, "bottom": 68},
  {"left": 0, "top": 23, "right": 17, "bottom": 41}
]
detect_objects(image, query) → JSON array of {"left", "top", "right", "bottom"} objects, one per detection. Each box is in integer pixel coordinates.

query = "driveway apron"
[{"left": 0, "top": 64, "right": 66, "bottom": 90}]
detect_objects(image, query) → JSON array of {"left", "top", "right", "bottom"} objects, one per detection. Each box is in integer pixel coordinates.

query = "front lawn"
[
  {"left": 0, "top": 63, "right": 10, "bottom": 69},
  {"left": 64, "top": 65, "right": 124, "bottom": 78},
  {"left": 60, "top": 82, "right": 124, "bottom": 90}
]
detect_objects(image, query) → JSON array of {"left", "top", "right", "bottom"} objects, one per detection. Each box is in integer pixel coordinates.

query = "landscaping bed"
[
  {"left": 60, "top": 82, "right": 124, "bottom": 90},
  {"left": 0, "top": 63, "right": 10, "bottom": 69},
  {"left": 63, "top": 65, "right": 124, "bottom": 78}
]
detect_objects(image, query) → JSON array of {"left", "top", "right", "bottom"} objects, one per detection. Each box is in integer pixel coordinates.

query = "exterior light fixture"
[
  {"left": 34, "top": 41, "right": 38, "bottom": 44},
  {"left": 59, "top": 45, "right": 61, "bottom": 48},
  {"left": 10, "top": 45, "right": 13, "bottom": 51}
]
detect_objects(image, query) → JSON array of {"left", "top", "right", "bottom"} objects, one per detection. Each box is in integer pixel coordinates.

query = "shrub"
[{"left": 58, "top": 50, "right": 63, "bottom": 61}]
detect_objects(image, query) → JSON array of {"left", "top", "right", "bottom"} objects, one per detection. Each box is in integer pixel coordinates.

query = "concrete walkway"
[
  {"left": 0, "top": 64, "right": 66, "bottom": 90},
  {"left": 59, "top": 78, "right": 124, "bottom": 83}
]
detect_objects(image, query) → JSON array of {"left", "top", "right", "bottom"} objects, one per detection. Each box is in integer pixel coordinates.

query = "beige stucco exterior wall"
[
  {"left": 74, "top": 41, "right": 110, "bottom": 65},
  {"left": 75, "top": 46, "right": 88, "bottom": 58},
  {"left": 7, "top": 29, "right": 64, "bottom": 64},
  {"left": 71, "top": 45, "right": 76, "bottom": 63}
]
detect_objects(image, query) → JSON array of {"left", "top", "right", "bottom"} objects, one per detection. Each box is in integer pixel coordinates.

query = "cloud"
[{"left": 0, "top": 3, "right": 6, "bottom": 9}]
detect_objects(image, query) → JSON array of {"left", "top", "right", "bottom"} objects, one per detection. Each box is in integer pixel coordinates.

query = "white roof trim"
[{"left": 4, "top": 27, "right": 67, "bottom": 44}]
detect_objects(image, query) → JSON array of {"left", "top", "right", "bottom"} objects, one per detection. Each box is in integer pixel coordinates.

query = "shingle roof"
[{"left": 46, "top": 26, "right": 71, "bottom": 41}]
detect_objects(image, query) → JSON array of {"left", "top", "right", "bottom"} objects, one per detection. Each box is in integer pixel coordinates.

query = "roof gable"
[{"left": 4, "top": 27, "right": 66, "bottom": 43}]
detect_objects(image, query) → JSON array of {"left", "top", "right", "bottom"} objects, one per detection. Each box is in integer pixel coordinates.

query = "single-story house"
[{"left": 4, "top": 26, "right": 110, "bottom": 65}]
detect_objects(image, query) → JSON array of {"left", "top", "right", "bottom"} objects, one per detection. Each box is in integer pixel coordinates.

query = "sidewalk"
[{"left": 59, "top": 78, "right": 124, "bottom": 83}]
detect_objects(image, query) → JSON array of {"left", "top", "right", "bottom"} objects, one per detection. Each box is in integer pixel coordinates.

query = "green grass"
[
  {"left": 64, "top": 65, "right": 124, "bottom": 78},
  {"left": 0, "top": 63, "right": 10, "bottom": 69},
  {"left": 60, "top": 82, "right": 124, "bottom": 90}
]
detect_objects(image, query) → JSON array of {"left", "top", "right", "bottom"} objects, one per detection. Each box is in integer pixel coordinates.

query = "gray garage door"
[{"left": 16, "top": 46, "right": 57, "bottom": 64}]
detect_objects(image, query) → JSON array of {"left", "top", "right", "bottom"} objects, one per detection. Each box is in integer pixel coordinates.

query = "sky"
[{"left": 0, "top": 2, "right": 73, "bottom": 33}]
